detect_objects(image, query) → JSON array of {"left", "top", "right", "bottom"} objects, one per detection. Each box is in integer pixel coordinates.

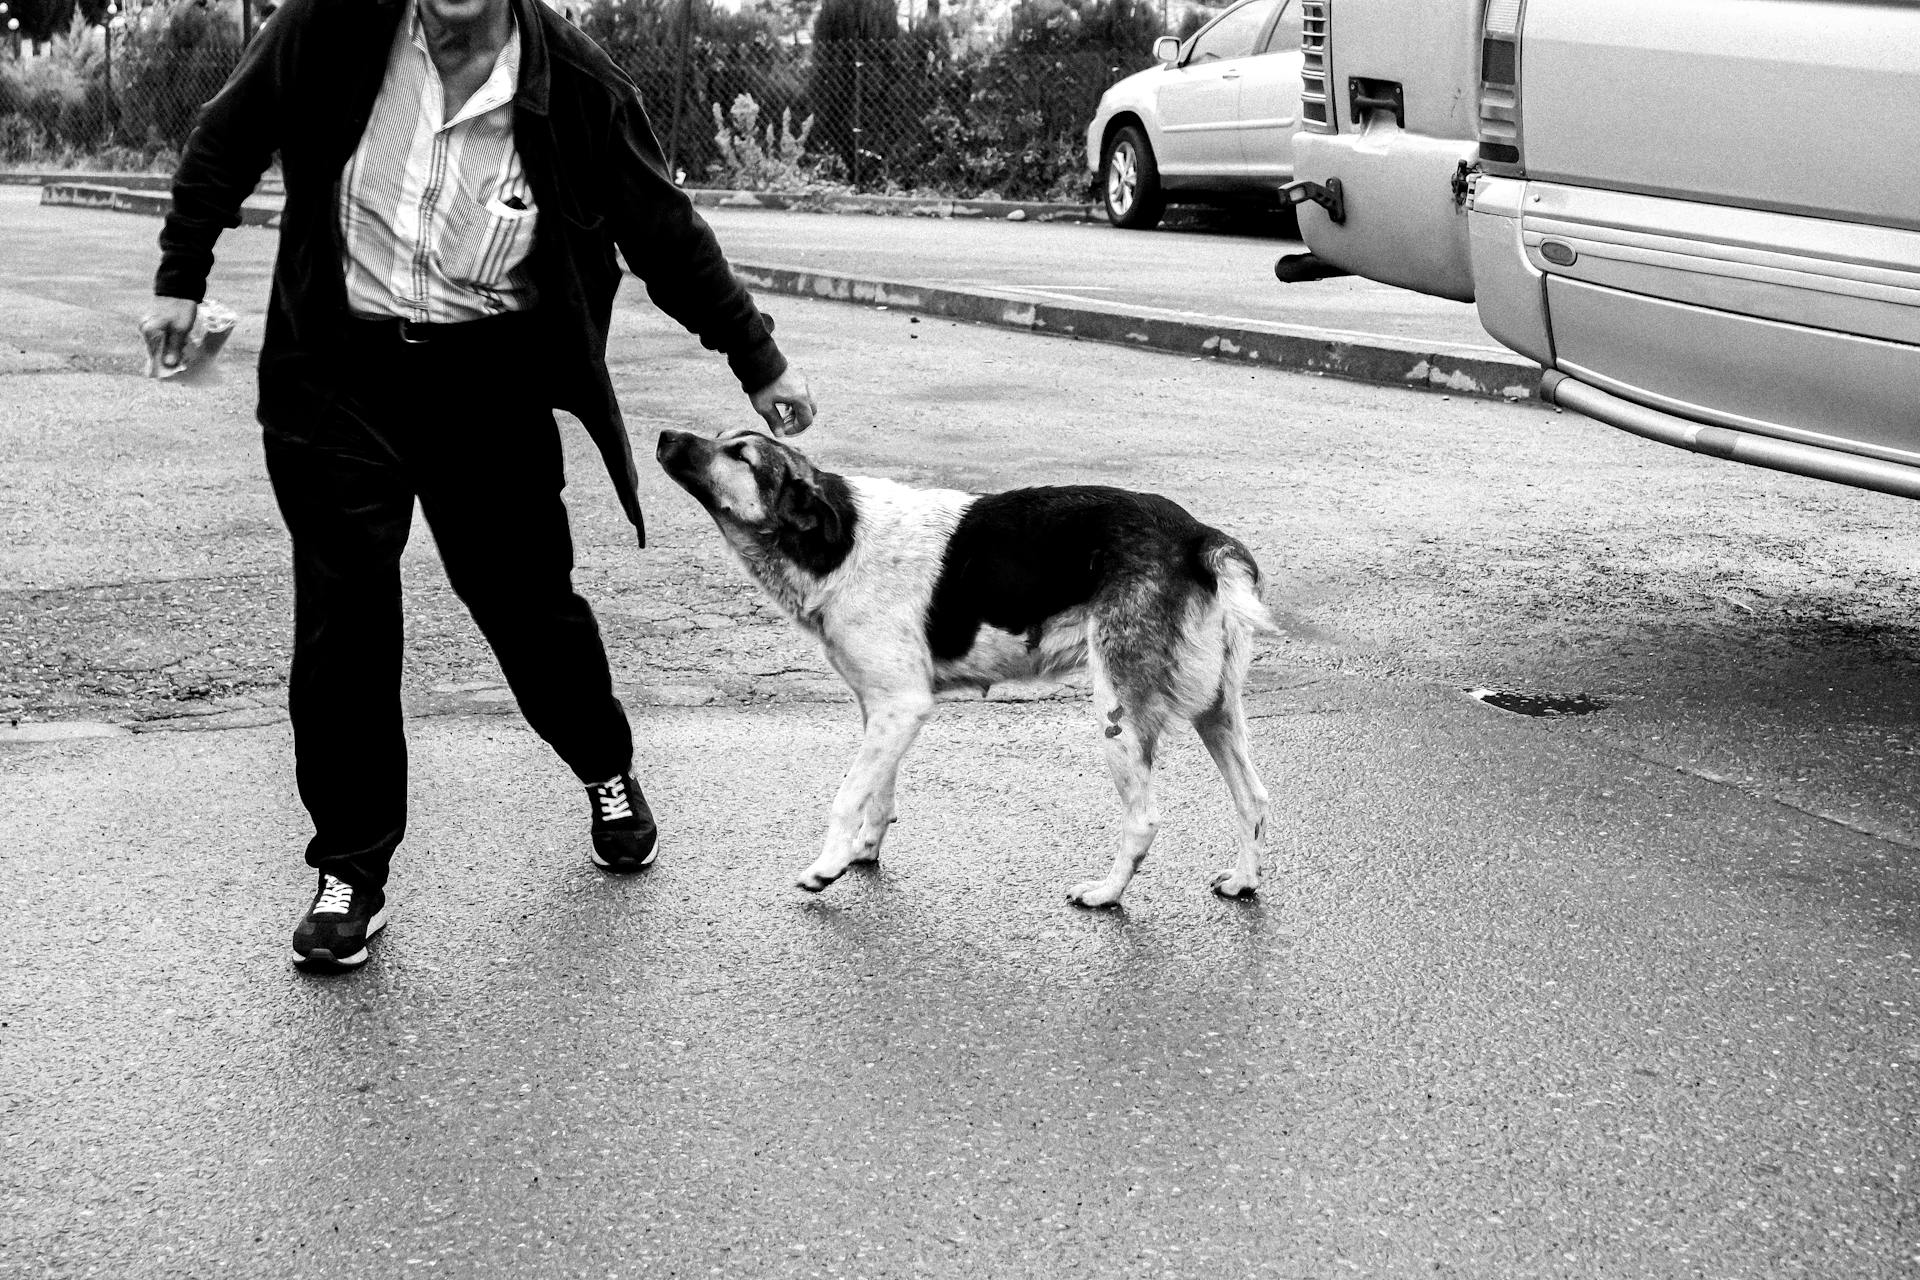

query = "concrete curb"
[
  {"left": 13, "top": 171, "right": 1067, "bottom": 217},
  {"left": 735, "top": 262, "right": 1540, "bottom": 401},
  {"left": 682, "top": 187, "right": 1098, "bottom": 222},
  {"left": 34, "top": 179, "right": 1090, "bottom": 228},
  {"left": 6, "top": 170, "right": 286, "bottom": 195},
  {"left": 4, "top": 170, "right": 175, "bottom": 191},
  {"left": 36, "top": 179, "right": 1540, "bottom": 401},
  {"left": 41, "top": 180, "right": 283, "bottom": 226}
]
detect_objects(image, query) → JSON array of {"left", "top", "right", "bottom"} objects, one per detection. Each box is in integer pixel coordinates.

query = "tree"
[
  {"left": 578, "top": 0, "right": 803, "bottom": 184},
  {"left": 580, "top": 0, "right": 708, "bottom": 173},
  {"left": 116, "top": 0, "right": 243, "bottom": 151},
  {"left": 807, "top": 0, "right": 897, "bottom": 181}
]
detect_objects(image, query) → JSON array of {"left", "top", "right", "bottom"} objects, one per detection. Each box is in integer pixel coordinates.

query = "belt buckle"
[{"left": 397, "top": 318, "right": 430, "bottom": 345}]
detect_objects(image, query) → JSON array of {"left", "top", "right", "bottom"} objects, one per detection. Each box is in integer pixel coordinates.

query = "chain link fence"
[
  {"left": 0, "top": 4, "right": 243, "bottom": 167},
  {"left": 581, "top": 0, "right": 1176, "bottom": 199},
  {"left": 2, "top": 9, "right": 1150, "bottom": 200},
  {"left": 616, "top": 36, "right": 1149, "bottom": 200}
]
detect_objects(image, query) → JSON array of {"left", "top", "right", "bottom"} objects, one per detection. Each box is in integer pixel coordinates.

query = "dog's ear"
[
  {"left": 771, "top": 453, "right": 840, "bottom": 541},
  {"left": 812, "top": 481, "right": 844, "bottom": 545},
  {"left": 768, "top": 450, "right": 821, "bottom": 529}
]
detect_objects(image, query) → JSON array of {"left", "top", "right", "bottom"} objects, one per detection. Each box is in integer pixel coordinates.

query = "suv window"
[
  {"left": 1189, "top": 0, "right": 1279, "bottom": 64},
  {"left": 1261, "top": 0, "right": 1299, "bottom": 53}
]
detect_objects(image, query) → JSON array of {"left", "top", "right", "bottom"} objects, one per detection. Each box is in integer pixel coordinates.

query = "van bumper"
[{"left": 1541, "top": 370, "right": 1920, "bottom": 502}]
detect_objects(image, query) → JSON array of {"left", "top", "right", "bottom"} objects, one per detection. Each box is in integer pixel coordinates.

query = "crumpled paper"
[{"left": 145, "top": 299, "right": 237, "bottom": 381}]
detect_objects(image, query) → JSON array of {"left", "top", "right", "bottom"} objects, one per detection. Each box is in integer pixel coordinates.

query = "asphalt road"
[{"left": 2, "top": 187, "right": 1917, "bottom": 1278}]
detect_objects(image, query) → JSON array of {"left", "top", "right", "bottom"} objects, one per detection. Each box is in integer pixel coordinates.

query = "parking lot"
[{"left": 3, "top": 182, "right": 1917, "bottom": 1277}]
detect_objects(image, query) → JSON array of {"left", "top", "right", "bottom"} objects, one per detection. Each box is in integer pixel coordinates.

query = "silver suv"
[{"left": 1086, "top": 0, "right": 1305, "bottom": 229}]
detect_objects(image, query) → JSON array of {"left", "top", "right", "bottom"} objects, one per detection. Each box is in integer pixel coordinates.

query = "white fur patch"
[{"left": 807, "top": 478, "right": 974, "bottom": 691}]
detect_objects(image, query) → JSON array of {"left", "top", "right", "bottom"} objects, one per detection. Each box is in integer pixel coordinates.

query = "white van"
[{"left": 1284, "top": 0, "right": 1920, "bottom": 499}]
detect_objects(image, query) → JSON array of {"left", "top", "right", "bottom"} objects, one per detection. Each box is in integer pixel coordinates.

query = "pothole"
[{"left": 1465, "top": 687, "right": 1609, "bottom": 718}]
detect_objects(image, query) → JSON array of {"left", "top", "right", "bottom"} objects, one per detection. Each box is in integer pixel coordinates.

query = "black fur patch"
[
  {"left": 924, "top": 486, "right": 1217, "bottom": 661},
  {"left": 768, "top": 468, "right": 859, "bottom": 579}
]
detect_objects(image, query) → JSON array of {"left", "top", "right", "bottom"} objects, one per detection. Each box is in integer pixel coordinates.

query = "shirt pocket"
[{"left": 445, "top": 182, "right": 539, "bottom": 295}]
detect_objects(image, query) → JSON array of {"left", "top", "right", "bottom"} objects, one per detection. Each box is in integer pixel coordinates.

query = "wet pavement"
[
  {"left": 3, "top": 187, "right": 1918, "bottom": 1278},
  {"left": 9, "top": 686, "right": 1915, "bottom": 1278}
]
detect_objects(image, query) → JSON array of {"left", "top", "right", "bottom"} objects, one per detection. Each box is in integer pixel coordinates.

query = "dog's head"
[{"left": 657, "top": 428, "right": 853, "bottom": 571}]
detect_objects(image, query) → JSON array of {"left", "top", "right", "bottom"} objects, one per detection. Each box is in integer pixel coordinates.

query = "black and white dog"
[{"left": 657, "top": 428, "right": 1275, "bottom": 908}]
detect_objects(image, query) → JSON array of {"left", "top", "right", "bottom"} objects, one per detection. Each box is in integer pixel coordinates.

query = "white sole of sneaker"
[
  {"left": 291, "top": 904, "right": 391, "bottom": 970},
  {"left": 590, "top": 842, "right": 659, "bottom": 870}
]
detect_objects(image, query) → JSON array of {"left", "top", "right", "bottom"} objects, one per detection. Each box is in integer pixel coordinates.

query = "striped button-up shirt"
[{"left": 337, "top": 4, "right": 537, "bottom": 323}]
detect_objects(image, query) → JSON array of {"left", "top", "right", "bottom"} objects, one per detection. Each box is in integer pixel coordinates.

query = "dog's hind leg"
[
  {"left": 798, "top": 692, "right": 933, "bottom": 892},
  {"left": 1066, "top": 637, "right": 1167, "bottom": 910},
  {"left": 1193, "top": 692, "right": 1269, "bottom": 898}
]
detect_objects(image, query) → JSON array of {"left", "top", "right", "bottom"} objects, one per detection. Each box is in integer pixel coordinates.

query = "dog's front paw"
[
  {"left": 1209, "top": 869, "right": 1259, "bottom": 899},
  {"left": 796, "top": 865, "right": 844, "bottom": 893},
  {"left": 1065, "top": 879, "right": 1125, "bottom": 909}
]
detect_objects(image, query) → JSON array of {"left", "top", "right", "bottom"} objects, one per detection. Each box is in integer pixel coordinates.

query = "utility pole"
[
  {"left": 665, "top": 0, "right": 694, "bottom": 178},
  {"left": 850, "top": 58, "right": 863, "bottom": 191},
  {"left": 102, "top": 5, "right": 116, "bottom": 140}
]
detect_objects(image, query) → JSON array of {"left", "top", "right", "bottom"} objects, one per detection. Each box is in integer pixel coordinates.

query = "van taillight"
[
  {"left": 1300, "top": 0, "right": 1333, "bottom": 132},
  {"left": 1479, "top": 0, "right": 1525, "bottom": 172}
]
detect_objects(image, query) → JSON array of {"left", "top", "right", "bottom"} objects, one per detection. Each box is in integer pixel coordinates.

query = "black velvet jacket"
[{"left": 155, "top": 0, "right": 788, "bottom": 545}]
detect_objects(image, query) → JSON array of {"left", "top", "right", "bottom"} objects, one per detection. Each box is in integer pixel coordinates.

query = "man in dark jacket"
[{"left": 141, "top": 0, "right": 814, "bottom": 971}]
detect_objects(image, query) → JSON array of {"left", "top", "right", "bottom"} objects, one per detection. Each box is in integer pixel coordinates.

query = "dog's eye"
[{"left": 723, "top": 441, "right": 751, "bottom": 460}]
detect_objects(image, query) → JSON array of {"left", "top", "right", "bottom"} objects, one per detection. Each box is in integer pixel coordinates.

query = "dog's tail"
[{"left": 1192, "top": 530, "right": 1279, "bottom": 636}]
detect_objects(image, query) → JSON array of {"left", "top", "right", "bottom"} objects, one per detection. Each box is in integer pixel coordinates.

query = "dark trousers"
[{"left": 260, "top": 315, "right": 633, "bottom": 891}]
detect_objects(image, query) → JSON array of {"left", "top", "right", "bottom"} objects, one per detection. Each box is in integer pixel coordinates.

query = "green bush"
[
  {"left": 0, "top": 16, "right": 114, "bottom": 157},
  {"left": 844, "top": 0, "right": 1153, "bottom": 199},
  {"left": 0, "top": 113, "right": 59, "bottom": 165},
  {"left": 114, "top": 0, "right": 243, "bottom": 152},
  {"left": 0, "top": 0, "right": 240, "bottom": 164},
  {"left": 582, "top": 0, "right": 800, "bottom": 185},
  {"left": 708, "top": 91, "right": 826, "bottom": 190},
  {"left": 955, "top": 0, "right": 1154, "bottom": 199}
]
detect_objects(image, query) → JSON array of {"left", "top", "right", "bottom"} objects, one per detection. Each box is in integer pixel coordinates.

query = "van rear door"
[{"left": 1287, "top": 0, "right": 1483, "bottom": 301}]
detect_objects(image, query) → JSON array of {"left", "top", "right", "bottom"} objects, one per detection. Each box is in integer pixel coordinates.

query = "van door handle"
[{"left": 1348, "top": 77, "right": 1404, "bottom": 127}]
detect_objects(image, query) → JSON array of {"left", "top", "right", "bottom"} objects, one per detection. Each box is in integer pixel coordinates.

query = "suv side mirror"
[{"left": 1154, "top": 35, "right": 1182, "bottom": 64}]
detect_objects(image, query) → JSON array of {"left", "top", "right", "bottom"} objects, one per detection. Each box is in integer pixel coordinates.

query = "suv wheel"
[{"left": 1102, "top": 125, "right": 1166, "bottom": 230}]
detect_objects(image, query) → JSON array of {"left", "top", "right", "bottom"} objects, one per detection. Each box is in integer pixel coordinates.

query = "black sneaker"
[
  {"left": 587, "top": 774, "right": 658, "bottom": 873},
  {"left": 291, "top": 873, "right": 389, "bottom": 970}
]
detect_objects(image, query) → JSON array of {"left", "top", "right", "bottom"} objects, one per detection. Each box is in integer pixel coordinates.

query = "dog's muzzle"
[
  {"left": 657, "top": 429, "right": 712, "bottom": 480},
  {"left": 656, "top": 429, "right": 694, "bottom": 463}
]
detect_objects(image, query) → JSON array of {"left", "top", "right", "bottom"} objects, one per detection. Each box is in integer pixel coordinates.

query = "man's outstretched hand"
[
  {"left": 140, "top": 297, "right": 199, "bottom": 374},
  {"left": 750, "top": 369, "right": 816, "bottom": 437}
]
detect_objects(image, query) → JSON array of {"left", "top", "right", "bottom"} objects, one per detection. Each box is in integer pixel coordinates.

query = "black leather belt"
[{"left": 349, "top": 313, "right": 530, "bottom": 346}]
